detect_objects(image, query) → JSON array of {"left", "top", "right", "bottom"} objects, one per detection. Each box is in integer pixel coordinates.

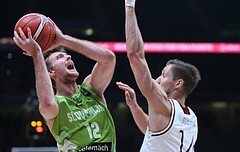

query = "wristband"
[{"left": 125, "top": 0, "right": 136, "bottom": 7}]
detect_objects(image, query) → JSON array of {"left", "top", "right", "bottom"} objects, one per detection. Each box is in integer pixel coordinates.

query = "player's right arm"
[
  {"left": 125, "top": 2, "right": 171, "bottom": 131},
  {"left": 13, "top": 28, "right": 59, "bottom": 123}
]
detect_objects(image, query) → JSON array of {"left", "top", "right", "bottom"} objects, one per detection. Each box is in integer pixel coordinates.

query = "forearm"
[
  {"left": 125, "top": 6, "right": 154, "bottom": 97},
  {"left": 33, "top": 53, "right": 58, "bottom": 119},
  {"left": 59, "top": 35, "right": 115, "bottom": 97},
  {"left": 129, "top": 104, "right": 148, "bottom": 134},
  {"left": 125, "top": 6, "right": 144, "bottom": 58},
  {"left": 60, "top": 35, "right": 115, "bottom": 63}
]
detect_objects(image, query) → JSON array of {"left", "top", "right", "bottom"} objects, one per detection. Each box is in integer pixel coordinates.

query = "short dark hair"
[
  {"left": 43, "top": 46, "right": 66, "bottom": 89},
  {"left": 166, "top": 59, "right": 201, "bottom": 96},
  {"left": 43, "top": 46, "right": 66, "bottom": 71}
]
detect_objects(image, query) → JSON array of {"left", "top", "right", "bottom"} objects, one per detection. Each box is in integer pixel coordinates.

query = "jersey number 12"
[{"left": 85, "top": 122, "right": 101, "bottom": 139}]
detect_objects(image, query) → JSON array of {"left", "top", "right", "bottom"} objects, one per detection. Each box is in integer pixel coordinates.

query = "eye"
[
  {"left": 161, "top": 70, "right": 166, "bottom": 77},
  {"left": 56, "top": 54, "right": 64, "bottom": 60}
]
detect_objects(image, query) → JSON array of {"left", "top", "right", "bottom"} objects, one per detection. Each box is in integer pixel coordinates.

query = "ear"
[
  {"left": 49, "top": 70, "right": 56, "bottom": 79},
  {"left": 176, "top": 79, "right": 184, "bottom": 88}
]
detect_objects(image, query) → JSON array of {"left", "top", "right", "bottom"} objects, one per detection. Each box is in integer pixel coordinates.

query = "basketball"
[{"left": 14, "top": 13, "right": 56, "bottom": 52}]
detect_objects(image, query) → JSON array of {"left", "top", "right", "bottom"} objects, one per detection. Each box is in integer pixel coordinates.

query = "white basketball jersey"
[{"left": 140, "top": 99, "right": 198, "bottom": 152}]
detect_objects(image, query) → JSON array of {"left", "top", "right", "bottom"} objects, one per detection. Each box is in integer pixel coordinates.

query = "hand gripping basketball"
[
  {"left": 14, "top": 13, "right": 56, "bottom": 52},
  {"left": 125, "top": 0, "right": 136, "bottom": 7}
]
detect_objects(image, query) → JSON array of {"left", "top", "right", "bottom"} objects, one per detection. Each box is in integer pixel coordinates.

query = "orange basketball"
[{"left": 14, "top": 13, "right": 56, "bottom": 52}]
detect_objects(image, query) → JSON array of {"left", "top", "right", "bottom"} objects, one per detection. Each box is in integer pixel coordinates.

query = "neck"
[
  {"left": 174, "top": 97, "right": 186, "bottom": 107},
  {"left": 168, "top": 91, "right": 186, "bottom": 107},
  {"left": 56, "top": 82, "right": 78, "bottom": 97}
]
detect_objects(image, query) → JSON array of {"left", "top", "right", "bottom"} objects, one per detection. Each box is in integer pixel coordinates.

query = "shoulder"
[{"left": 55, "top": 95, "right": 66, "bottom": 103}]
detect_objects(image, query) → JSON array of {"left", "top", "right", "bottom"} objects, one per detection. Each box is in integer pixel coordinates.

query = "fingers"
[
  {"left": 125, "top": 91, "right": 132, "bottom": 100},
  {"left": 23, "top": 51, "right": 31, "bottom": 56},
  {"left": 27, "top": 27, "right": 33, "bottom": 40},
  {"left": 116, "top": 81, "right": 135, "bottom": 96},
  {"left": 13, "top": 27, "right": 34, "bottom": 56},
  {"left": 116, "top": 82, "right": 128, "bottom": 91},
  {"left": 13, "top": 30, "right": 24, "bottom": 47},
  {"left": 13, "top": 36, "right": 20, "bottom": 46},
  {"left": 116, "top": 81, "right": 129, "bottom": 88},
  {"left": 116, "top": 82, "right": 132, "bottom": 90},
  {"left": 13, "top": 35, "right": 29, "bottom": 56},
  {"left": 18, "top": 27, "right": 27, "bottom": 40},
  {"left": 13, "top": 27, "right": 28, "bottom": 46}
]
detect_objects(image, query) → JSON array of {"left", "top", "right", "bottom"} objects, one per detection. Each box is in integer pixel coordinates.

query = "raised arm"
[
  {"left": 13, "top": 28, "right": 59, "bottom": 121},
  {"left": 125, "top": 4, "right": 154, "bottom": 99},
  {"left": 50, "top": 23, "right": 116, "bottom": 103},
  {"left": 125, "top": 1, "right": 171, "bottom": 131},
  {"left": 62, "top": 35, "right": 115, "bottom": 95}
]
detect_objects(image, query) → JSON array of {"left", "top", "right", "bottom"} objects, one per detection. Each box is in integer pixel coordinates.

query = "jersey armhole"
[{"left": 151, "top": 99, "right": 176, "bottom": 136}]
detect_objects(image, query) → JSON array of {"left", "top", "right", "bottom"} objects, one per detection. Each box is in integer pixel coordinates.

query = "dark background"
[{"left": 1, "top": 0, "right": 240, "bottom": 152}]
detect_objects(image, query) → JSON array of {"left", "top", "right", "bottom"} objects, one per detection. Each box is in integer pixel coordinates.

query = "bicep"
[
  {"left": 85, "top": 61, "right": 115, "bottom": 95},
  {"left": 129, "top": 55, "right": 153, "bottom": 96},
  {"left": 129, "top": 55, "right": 170, "bottom": 115},
  {"left": 147, "top": 82, "right": 171, "bottom": 115},
  {"left": 39, "top": 100, "right": 59, "bottom": 120}
]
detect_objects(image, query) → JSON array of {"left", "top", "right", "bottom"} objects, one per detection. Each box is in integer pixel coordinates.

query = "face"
[
  {"left": 155, "top": 64, "right": 177, "bottom": 96},
  {"left": 48, "top": 52, "right": 79, "bottom": 83}
]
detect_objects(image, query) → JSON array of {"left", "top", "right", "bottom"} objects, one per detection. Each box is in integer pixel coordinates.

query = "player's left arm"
[
  {"left": 47, "top": 21, "right": 116, "bottom": 104},
  {"left": 117, "top": 82, "right": 148, "bottom": 134},
  {"left": 60, "top": 35, "right": 116, "bottom": 104}
]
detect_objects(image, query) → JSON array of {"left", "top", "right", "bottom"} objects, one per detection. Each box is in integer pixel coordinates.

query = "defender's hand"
[{"left": 116, "top": 82, "right": 138, "bottom": 107}]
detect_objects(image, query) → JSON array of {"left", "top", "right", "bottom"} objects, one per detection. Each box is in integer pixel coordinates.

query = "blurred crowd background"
[{"left": 1, "top": 0, "right": 240, "bottom": 152}]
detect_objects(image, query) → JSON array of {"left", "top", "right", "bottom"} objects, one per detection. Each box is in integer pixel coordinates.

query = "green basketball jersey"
[{"left": 50, "top": 83, "right": 116, "bottom": 152}]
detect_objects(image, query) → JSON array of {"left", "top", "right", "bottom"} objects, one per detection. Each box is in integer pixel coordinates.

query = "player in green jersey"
[{"left": 13, "top": 19, "right": 116, "bottom": 152}]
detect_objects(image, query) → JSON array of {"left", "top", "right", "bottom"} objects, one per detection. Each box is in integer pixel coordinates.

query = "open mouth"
[
  {"left": 66, "top": 61, "right": 75, "bottom": 70},
  {"left": 67, "top": 64, "right": 74, "bottom": 70}
]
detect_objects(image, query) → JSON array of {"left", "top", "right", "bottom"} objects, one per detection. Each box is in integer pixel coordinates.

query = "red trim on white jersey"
[{"left": 151, "top": 99, "right": 175, "bottom": 136}]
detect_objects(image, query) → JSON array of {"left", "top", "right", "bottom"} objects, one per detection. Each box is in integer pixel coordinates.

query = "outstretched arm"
[
  {"left": 125, "top": 1, "right": 171, "bottom": 131},
  {"left": 116, "top": 82, "right": 148, "bottom": 134},
  {"left": 13, "top": 28, "right": 59, "bottom": 122},
  {"left": 125, "top": 2, "right": 168, "bottom": 109},
  {"left": 125, "top": 3, "right": 155, "bottom": 99}
]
